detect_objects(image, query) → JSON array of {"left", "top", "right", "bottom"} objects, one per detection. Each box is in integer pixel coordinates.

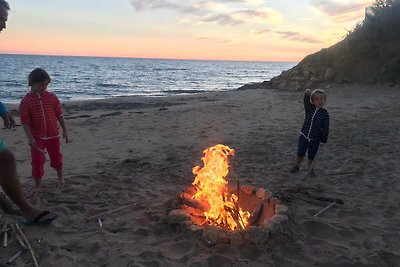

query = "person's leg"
[
  {"left": 0, "top": 148, "right": 34, "bottom": 213},
  {"left": 0, "top": 148, "right": 53, "bottom": 220},
  {"left": 307, "top": 141, "right": 320, "bottom": 176},
  {"left": 290, "top": 136, "right": 307, "bottom": 173},
  {"left": 45, "top": 138, "right": 64, "bottom": 187},
  {"left": 31, "top": 138, "right": 46, "bottom": 195}
]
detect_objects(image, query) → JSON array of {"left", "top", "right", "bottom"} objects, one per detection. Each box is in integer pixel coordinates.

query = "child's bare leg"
[
  {"left": 56, "top": 168, "right": 65, "bottom": 188},
  {"left": 33, "top": 178, "right": 42, "bottom": 196},
  {"left": 290, "top": 156, "right": 303, "bottom": 173},
  {"left": 295, "top": 156, "right": 303, "bottom": 167},
  {"left": 307, "top": 159, "right": 313, "bottom": 169}
]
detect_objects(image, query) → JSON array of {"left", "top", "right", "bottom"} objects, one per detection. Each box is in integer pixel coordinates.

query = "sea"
[{"left": 0, "top": 54, "right": 295, "bottom": 103}]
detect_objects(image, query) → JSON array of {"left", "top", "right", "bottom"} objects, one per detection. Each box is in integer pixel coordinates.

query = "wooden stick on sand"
[
  {"left": 15, "top": 224, "right": 39, "bottom": 267},
  {"left": 7, "top": 250, "right": 24, "bottom": 264},
  {"left": 86, "top": 203, "right": 138, "bottom": 221},
  {"left": 313, "top": 201, "right": 336, "bottom": 218}
]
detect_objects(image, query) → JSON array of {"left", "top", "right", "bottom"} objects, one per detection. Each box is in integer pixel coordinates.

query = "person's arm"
[
  {"left": 58, "top": 116, "right": 71, "bottom": 143},
  {"left": 304, "top": 89, "right": 313, "bottom": 115},
  {"left": 22, "top": 125, "right": 36, "bottom": 147},
  {"left": 0, "top": 101, "right": 16, "bottom": 129},
  {"left": 53, "top": 95, "right": 70, "bottom": 143},
  {"left": 320, "top": 110, "right": 330, "bottom": 144}
]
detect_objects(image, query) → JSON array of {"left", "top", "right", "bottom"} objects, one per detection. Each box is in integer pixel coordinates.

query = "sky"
[{"left": 0, "top": 0, "right": 374, "bottom": 62}]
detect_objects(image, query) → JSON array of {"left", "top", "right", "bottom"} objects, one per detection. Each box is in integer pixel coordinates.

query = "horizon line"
[{"left": 0, "top": 52, "right": 298, "bottom": 64}]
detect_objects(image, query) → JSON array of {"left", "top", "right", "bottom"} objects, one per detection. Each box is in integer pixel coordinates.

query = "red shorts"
[{"left": 31, "top": 137, "right": 63, "bottom": 179}]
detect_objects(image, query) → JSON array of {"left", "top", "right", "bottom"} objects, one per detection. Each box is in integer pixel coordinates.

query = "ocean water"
[{"left": 0, "top": 54, "right": 295, "bottom": 103}]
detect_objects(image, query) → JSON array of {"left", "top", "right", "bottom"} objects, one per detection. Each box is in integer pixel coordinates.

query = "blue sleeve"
[
  {"left": 321, "top": 110, "right": 330, "bottom": 144},
  {"left": 0, "top": 101, "right": 8, "bottom": 115},
  {"left": 304, "top": 93, "right": 313, "bottom": 115}
]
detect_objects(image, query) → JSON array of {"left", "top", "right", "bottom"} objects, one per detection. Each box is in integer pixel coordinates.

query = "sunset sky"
[{"left": 0, "top": 0, "right": 374, "bottom": 62}]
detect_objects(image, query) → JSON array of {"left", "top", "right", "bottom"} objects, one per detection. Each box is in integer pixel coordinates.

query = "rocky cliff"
[{"left": 264, "top": 1, "right": 400, "bottom": 90}]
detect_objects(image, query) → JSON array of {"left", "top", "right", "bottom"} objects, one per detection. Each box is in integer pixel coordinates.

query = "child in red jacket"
[{"left": 20, "top": 68, "right": 71, "bottom": 196}]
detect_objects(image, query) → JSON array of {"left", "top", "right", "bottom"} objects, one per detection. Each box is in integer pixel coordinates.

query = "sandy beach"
[{"left": 1, "top": 84, "right": 399, "bottom": 266}]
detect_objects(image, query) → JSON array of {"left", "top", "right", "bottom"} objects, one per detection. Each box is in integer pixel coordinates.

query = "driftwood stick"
[
  {"left": 12, "top": 226, "right": 28, "bottom": 250},
  {"left": 98, "top": 218, "right": 103, "bottom": 228},
  {"left": 236, "top": 180, "right": 240, "bottom": 219},
  {"left": 86, "top": 203, "right": 138, "bottom": 221},
  {"left": 94, "top": 183, "right": 108, "bottom": 197},
  {"left": 249, "top": 203, "right": 264, "bottom": 225},
  {"left": 7, "top": 250, "right": 24, "bottom": 264},
  {"left": 292, "top": 195, "right": 327, "bottom": 207},
  {"left": 313, "top": 202, "right": 336, "bottom": 218},
  {"left": 15, "top": 224, "right": 39, "bottom": 267},
  {"left": 3, "top": 226, "right": 8, "bottom": 248},
  {"left": 323, "top": 171, "right": 363, "bottom": 176},
  {"left": 48, "top": 199, "right": 104, "bottom": 205},
  {"left": 179, "top": 193, "right": 210, "bottom": 212}
]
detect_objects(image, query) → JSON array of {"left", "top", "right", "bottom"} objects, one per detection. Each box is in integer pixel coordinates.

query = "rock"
[
  {"left": 230, "top": 231, "right": 243, "bottom": 246},
  {"left": 241, "top": 185, "right": 256, "bottom": 196},
  {"left": 187, "top": 224, "right": 203, "bottom": 235},
  {"left": 324, "top": 67, "right": 336, "bottom": 81},
  {"left": 167, "top": 209, "right": 189, "bottom": 225},
  {"left": 275, "top": 204, "right": 288, "bottom": 216},
  {"left": 255, "top": 188, "right": 266, "bottom": 200},
  {"left": 216, "top": 228, "right": 230, "bottom": 244},
  {"left": 268, "top": 197, "right": 280, "bottom": 207},
  {"left": 201, "top": 225, "right": 222, "bottom": 247},
  {"left": 242, "top": 226, "right": 270, "bottom": 245},
  {"left": 264, "top": 215, "right": 289, "bottom": 237}
]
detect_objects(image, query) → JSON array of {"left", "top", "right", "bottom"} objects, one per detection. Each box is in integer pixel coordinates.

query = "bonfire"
[
  {"left": 178, "top": 144, "right": 277, "bottom": 233},
  {"left": 190, "top": 145, "right": 250, "bottom": 230}
]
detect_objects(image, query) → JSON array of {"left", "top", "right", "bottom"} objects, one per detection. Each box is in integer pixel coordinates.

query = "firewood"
[
  {"left": 94, "top": 183, "right": 108, "bottom": 197},
  {"left": 14, "top": 224, "right": 39, "bottom": 267},
  {"left": 313, "top": 202, "right": 336, "bottom": 218},
  {"left": 86, "top": 202, "right": 139, "bottom": 221},
  {"left": 179, "top": 193, "right": 210, "bottom": 211},
  {"left": 7, "top": 250, "right": 23, "bottom": 264},
  {"left": 249, "top": 203, "right": 264, "bottom": 225},
  {"left": 48, "top": 199, "right": 104, "bottom": 205}
]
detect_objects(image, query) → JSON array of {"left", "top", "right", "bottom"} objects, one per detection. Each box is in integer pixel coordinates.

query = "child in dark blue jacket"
[{"left": 290, "top": 89, "right": 330, "bottom": 176}]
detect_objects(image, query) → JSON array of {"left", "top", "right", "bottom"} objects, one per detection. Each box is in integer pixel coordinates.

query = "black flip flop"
[{"left": 21, "top": 210, "right": 58, "bottom": 226}]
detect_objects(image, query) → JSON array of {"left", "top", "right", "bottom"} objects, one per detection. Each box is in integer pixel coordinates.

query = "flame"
[{"left": 191, "top": 144, "right": 250, "bottom": 230}]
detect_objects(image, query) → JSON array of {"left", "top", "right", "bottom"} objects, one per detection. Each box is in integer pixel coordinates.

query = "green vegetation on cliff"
[{"left": 269, "top": 0, "right": 400, "bottom": 90}]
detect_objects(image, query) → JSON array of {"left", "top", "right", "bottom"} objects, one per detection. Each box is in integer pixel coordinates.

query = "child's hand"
[
  {"left": 1, "top": 112, "right": 16, "bottom": 129},
  {"left": 63, "top": 132, "right": 72, "bottom": 143},
  {"left": 28, "top": 137, "right": 36, "bottom": 148},
  {"left": 305, "top": 89, "right": 312, "bottom": 95}
]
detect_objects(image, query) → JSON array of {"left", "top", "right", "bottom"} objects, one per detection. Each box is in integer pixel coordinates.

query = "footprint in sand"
[{"left": 160, "top": 241, "right": 194, "bottom": 263}]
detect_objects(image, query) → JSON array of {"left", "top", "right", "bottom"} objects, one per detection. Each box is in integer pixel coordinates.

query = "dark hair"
[
  {"left": 28, "top": 68, "right": 51, "bottom": 86},
  {"left": 0, "top": 0, "right": 10, "bottom": 10}
]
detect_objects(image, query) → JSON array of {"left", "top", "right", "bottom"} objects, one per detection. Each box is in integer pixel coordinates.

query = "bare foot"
[
  {"left": 58, "top": 177, "right": 65, "bottom": 188},
  {"left": 33, "top": 187, "right": 40, "bottom": 197}
]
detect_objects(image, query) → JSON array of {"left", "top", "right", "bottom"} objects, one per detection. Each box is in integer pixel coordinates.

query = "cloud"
[
  {"left": 253, "top": 29, "right": 323, "bottom": 44},
  {"left": 203, "top": 8, "right": 283, "bottom": 25},
  {"left": 311, "top": 0, "right": 372, "bottom": 22},
  {"left": 275, "top": 31, "right": 323, "bottom": 44},
  {"left": 196, "top": 36, "right": 242, "bottom": 44},
  {"left": 130, "top": 0, "right": 180, "bottom": 11},
  {"left": 130, "top": 0, "right": 283, "bottom": 26}
]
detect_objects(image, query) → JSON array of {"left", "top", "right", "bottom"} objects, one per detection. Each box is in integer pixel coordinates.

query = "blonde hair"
[{"left": 310, "top": 89, "right": 326, "bottom": 104}]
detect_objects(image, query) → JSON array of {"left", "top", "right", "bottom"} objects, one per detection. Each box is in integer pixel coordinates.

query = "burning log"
[
  {"left": 179, "top": 193, "right": 210, "bottom": 212},
  {"left": 224, "top": 206, "right": 244, "bottom": 230},
  {"left": 249, "top": 203, "right": 264, "bottom": 226}
]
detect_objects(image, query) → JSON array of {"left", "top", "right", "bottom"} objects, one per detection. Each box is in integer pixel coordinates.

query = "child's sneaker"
[{"left": 289, "top": 166, "right": 299, "bottom": 173}]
